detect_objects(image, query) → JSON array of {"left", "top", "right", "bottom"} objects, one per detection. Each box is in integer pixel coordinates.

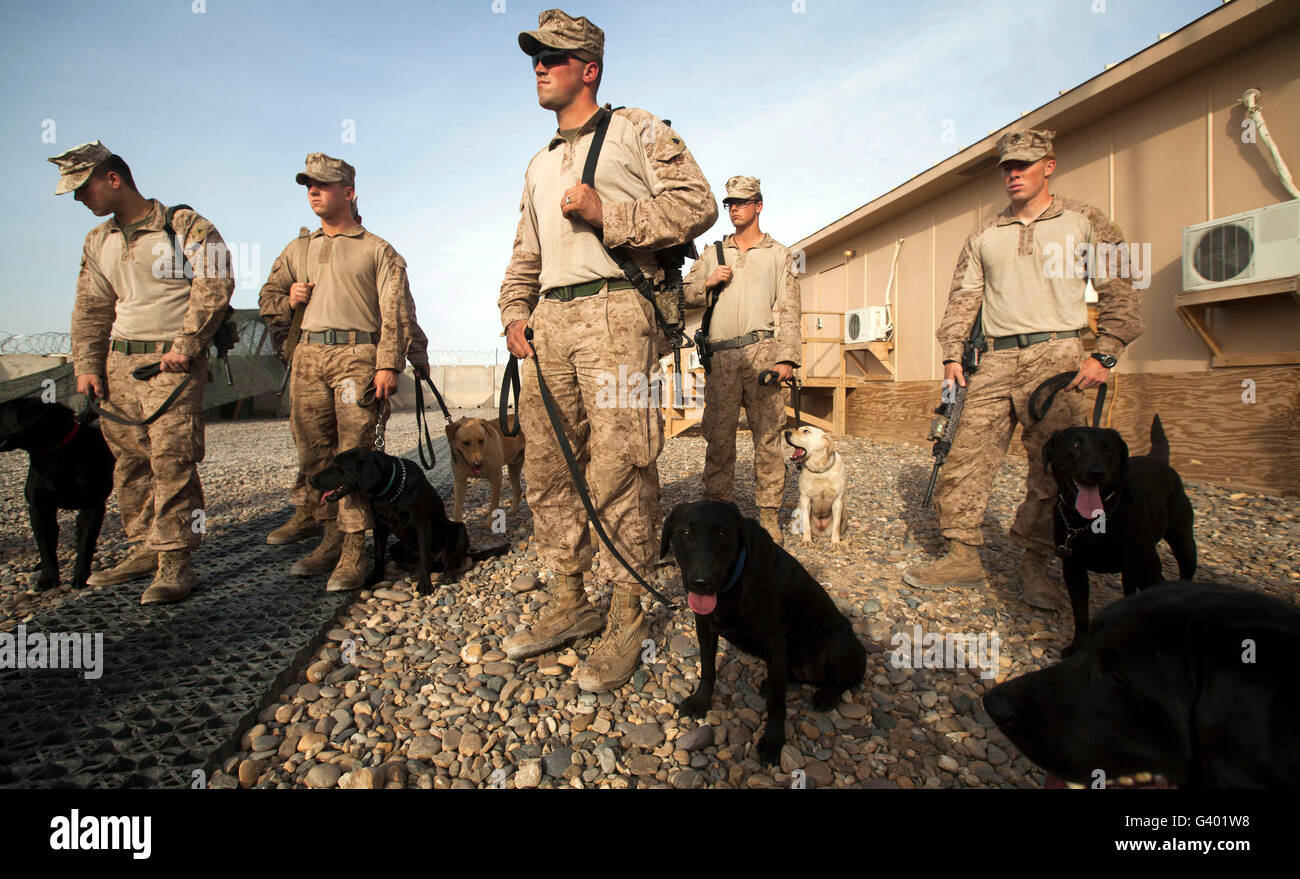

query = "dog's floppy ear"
[
  {"left": 659, "top": 505, "right": 679, "bottom": 561},
  {"left": 824, "top": 434, "right": 836, "bottom": 457},
  {"left": 1117, "top": 434, "right": 1130, "bottom": 477},
  {"left": 1042, "top": 432, "right": 1057, "bottom": 475},
  {"left": 445, "top": 419, "right": 461, "bottom": 444}
]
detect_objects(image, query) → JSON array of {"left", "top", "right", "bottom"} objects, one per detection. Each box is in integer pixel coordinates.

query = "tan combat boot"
[
  {"left": 901, "top": 539, "right": 985, "bottom": 591},
  {"left": 573, "top": 588, "right": 648, "bottom": 693},
  {"left": 502, "top": 574, "right": 603, "bottom": 661},
  {"left": 290, "top": 520, "right": 342, "bottom": 576},
  {"left": 266, "top": 507, "right": 322, "bottom": 546},
  {"left": 326, "top": 531, "right": 368, "bottom": 592},
  {"left": 759, "top": 507, "right": 784, "bottom": 547},
  {"left": 87, "top": 545, "right": 158, "bottom": 587},
  {"left": 141, "top": 550, "right": 195, "bottom": 604},
  {"left": 1018, "top": 551, "right": 1058, "bottom": 610}
]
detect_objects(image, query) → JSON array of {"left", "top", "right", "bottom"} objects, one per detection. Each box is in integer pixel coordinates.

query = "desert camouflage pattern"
[
  {"left": 72, "top": 200, "right": 235, "bottom": 377},
  {"left": 996, "top": 128, "right": 1055, "bottom": 164},
  {"left": 48, "top": 140, "right": 113, "bottom": 195},
  {"left": 700, "top": 337, "right": 789, "bottom": 508},
  {"left": 933, "top": 338, "right": 1089, "bottom": 553},
  {"left": 518, "top": 285, "right": 663, "bottom": 592},
  {"left": 936, "top": 195, "right": 1146, "bottom": 362},
  {"left": 724, "top": 175, "right": 761, "bottom": 200},
  {"left": 499, "top": 106, "right": 717, "bottom": 327},
  {"left": 518, "top": 8, "right": 604, "bottom": 60},
  {"left": 258, "top": 225, "right": 417, "bottom": 372},
  {"left": 683, "top": 232, "right": 802, "bottom": 366},
  {"left": 294, "top": 152, "right": 356, "bottom": 186},
  {"left": 289, "top": 341, "right": 387, "bottom": 533},
  {"left": 99, "top": 350, "right": 209, "bottom": 552}
]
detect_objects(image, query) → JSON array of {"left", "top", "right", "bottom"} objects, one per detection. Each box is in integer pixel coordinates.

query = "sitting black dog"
[
  {"left": 0, "top": 398, "right": 114, "bottom": 592},
  {"left": 309, "top": 448, "right": 507, "bottom": 595},
  {"left": 1043, "top": 414, "right": 1196, "bottom": 655},
  {"left": 661, "top": 500, "right": 867, "bottom": 764},
  {"left": 984, "top": 582, "right": 1300, "bottom": 788}
]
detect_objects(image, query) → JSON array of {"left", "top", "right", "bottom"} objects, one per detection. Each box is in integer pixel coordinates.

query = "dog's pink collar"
[{"left": 46, "top": 420, "right": 80, "bottom": 453}]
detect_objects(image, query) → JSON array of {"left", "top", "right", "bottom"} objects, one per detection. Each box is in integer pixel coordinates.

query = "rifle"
[
  {"left": 922, "top": 305, "right": 986, "bottom": 508},
  {"left": 692, "top": 240, "right": 725, "bottom": 374},
  {"left": 278, "top": 227, "right": 312, "bottom": 396}
]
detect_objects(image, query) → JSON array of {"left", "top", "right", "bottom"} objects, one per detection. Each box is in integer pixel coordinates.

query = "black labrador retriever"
[
  {"left": 309, "top": 448, "right": 507, "bottom": 595},
  {"left": 661, "top": 500, "right": 867, "bottom": 764},
  {"left": 984, "top": 582, "right": 1300, "bottom": 788},
  {"left": 1042, "top": 414, "right": 1196, "bottom": 655},
  {"left": 0, "top": 398, "right": 114, "bottom": 592}
]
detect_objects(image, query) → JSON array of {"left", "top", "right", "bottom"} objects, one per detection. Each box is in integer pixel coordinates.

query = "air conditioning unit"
[
  {"left": 844, "top": 306, "right": 891, "bottom": 343},
  {"left": 1182, "top": 198, "right": 1300, "bottom": 292}
]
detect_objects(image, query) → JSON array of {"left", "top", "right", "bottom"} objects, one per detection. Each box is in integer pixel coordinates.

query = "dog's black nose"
[
  {"left": 688, "top": 575, "right": 712, "bottom": 591},
  {"left": 1084, "top": 470, "right": 1106, "bottom": 486}
]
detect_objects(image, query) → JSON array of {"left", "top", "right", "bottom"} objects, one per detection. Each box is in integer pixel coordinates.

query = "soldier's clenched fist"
[{"left": 560, "top": 183, "right": 603, "bottom": 228}]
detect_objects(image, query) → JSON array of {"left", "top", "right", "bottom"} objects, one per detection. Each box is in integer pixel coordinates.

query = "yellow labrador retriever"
[
  {"left": 783, "top": 426, "right": 849, "bottom": 543},
  {"left": 446, "top": 417, "right": 525, "bottom": 524}
]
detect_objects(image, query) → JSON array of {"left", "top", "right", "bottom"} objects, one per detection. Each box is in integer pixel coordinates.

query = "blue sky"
[{"left": 2, "top": 0, "right": 1217, "bottom": 358}]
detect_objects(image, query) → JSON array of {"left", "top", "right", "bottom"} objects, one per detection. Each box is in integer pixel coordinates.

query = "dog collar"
[
  {"left": 719, "top": 548, "right": 746, "bottom": 595},
  {"left": 46, "top": 420, "right": 80, "bottom": 454},
  {"left": 375, "top": 457, "right": 407, "bottom": 501},
  {"left": 1054, "top": 488, "right": 1121, "bottom": 558},
  {"left": 801, "top": 450, "right": 837, "bottom": 475}
]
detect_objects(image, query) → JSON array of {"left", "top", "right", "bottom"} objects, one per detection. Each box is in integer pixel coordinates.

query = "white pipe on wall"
[{"left": 1241, "top": 88, "right": 1300, "bottom": 200}]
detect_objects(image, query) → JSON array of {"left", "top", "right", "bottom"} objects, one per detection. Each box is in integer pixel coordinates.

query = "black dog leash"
[
  {"left": 410, "top": 365, "right": 452, "bottom": 471},
  {"left": 1029, "top": 371, "right": 1108, "bottom": 428},
  {"left": 519, "top": 327, "right": 676, "bottom": 609},
  {"left": 86, "top": 361, "right": 193, "bottom": 427},
  {"left": 499, "top": 353, "right": 522, "bottom": 437},
  {"left": 757, "top": 369, "right": 801, "bottom": 427}
]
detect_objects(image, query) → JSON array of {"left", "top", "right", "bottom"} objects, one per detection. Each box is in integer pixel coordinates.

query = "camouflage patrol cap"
[
  {"left": 295, "top": 152, "right": 356, "bottom": 187},
  {"left": 996, "top": 129, "right": 1055, "bottom": 165},
  {"left": 724, "top": 176, "right": 762, "bottom": 202},
  {"left": 518, "top": 9, "right": 604, "bottom": 62},
  {"left": 47, "top": 140, "right": 112, "bottom": 195}
]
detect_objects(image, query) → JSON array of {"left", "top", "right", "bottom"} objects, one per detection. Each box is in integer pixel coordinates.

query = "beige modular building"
[{"left": 785, "top": 0, "right": 1300, "bottom": 496}]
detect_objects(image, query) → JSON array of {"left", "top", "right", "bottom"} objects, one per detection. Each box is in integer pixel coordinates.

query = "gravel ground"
[{"left": 2, "top": 415, "right": 1297, "bottom": 789}]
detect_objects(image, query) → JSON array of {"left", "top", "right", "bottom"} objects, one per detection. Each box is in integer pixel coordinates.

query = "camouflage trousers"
[
  {"left": 701, "top": 336, "right": 788, "bottom": 508},
  {"left": 289, "top": 341, "right": 389, "bottom": 533},
  {"left": 520, "top": 285, "right": 663, "bottom": 593},
  {"left": 99, "top": 349, "right": 209, "bottom": 552},
  {"left": 934, "top": 337, "right": 1088, "bottom": 555}
]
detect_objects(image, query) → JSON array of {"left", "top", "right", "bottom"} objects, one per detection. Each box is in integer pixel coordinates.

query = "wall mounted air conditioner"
[
  {"left": 1182, "top": 198, "right": 1300, "bottom": 292},
  {"left": 844, "top": 306, "right": 891, "bottom": 343}
]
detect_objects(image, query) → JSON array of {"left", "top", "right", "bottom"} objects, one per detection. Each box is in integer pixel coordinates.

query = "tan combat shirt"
[
  {"left": 683, "top": 232, "right": 802, "bottom": 367},
  {"left": 71, "top": 198, "right": 234, "bottom": 377},
  {"left": 258, "top": 225, "right": 417, "bottom": 373},
  {"left": 937, "top": 195, "right": 1145, "bottom": 362},
  {"left": 498, "top": 105, "right": 718, "bottom": 328}
]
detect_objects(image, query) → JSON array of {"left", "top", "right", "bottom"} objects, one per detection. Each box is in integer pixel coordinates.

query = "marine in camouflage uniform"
[
  {"left": 53, "top": 141, "right": 234, "bottom": 604},
  {"left": 683, "top": 175, "right": 801, "bottom": 545},
  {"left": 259, "top": 153, "right": 421, "bottom": 591},
  {"left": 499, "top": 9, "right": 717, "bottom": 691},
  {"left": 903, "top": 129, "right": 1146, "bottom": 609}
]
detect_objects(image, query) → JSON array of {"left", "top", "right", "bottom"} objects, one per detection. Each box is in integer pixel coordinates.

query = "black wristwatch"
[{"left": 1091, "top": 352, "right": 1118, "bottom": 369}]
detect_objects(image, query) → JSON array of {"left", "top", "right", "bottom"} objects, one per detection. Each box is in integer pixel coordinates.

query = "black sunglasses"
[
  {"left": 531, "top": 50, "right": 574, "bottom": 69},
  {"left": 724, "top": 198, "right": 758, "bottom": 208}
]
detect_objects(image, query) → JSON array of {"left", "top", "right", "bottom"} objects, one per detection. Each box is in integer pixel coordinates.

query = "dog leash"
[
  {"left": 518, "top": 327, "right": 676, "bottom": 609},
  {"left": 1029, "top": 371, "right": 1108, "bottom": 428},
  {"left": 499, "top": 352, "right": 522, "bottom": 438},
  {"left": 391, "top": 365, "right": 451, "bottom": 470},
  {"left": 86, "top": 362, "right": 193, "bottom": 427},
  {"left": 757, "top": 369, "right": 801, "bottom": 427}
]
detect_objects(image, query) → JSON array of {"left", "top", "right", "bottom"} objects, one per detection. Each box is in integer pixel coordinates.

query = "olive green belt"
[
  {"left": 303, "top": 330, "right": 375, "bottom": 345},
  {"left": 989, "top": 330, "right": 1081, "bottom": 352},
  {"left": 710, "top": 329, "right": 774, "bottom": 352},
  {"left": 110, "top": 339, "right": 173, "bottom": 355},
  {"left": 543, "top": 278, "right": 635, "bottom": 302}
]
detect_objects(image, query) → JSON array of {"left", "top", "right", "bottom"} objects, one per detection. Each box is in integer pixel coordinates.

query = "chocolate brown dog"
[{"left": 661, "top": 500, "right": 866, "bottom": 764}]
